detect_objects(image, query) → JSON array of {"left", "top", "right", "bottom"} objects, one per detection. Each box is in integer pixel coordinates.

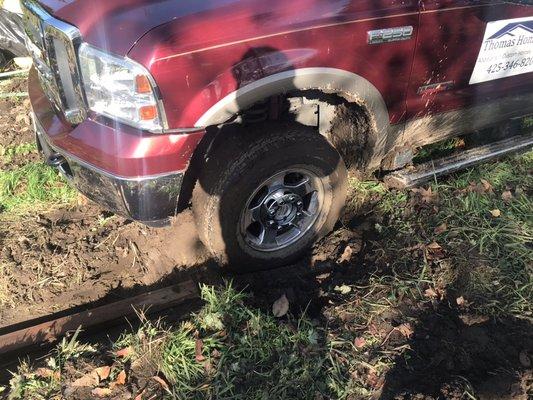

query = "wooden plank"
[{"left": 0, "top": 280, "right": 198, "bottom": 355}]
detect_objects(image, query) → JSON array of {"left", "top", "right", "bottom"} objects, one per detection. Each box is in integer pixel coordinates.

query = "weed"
[
  {"left": 0, "top": 162, "right": 75, "bottom": 214},
  {"left": 7, "top": 361, "right": 60, "bottom": 400},
  {"left": 0, "top": 142, "right": 37, "bottom": 163},
  {"left": 56, "top": 327, "right": 97, "bottom": 366}
]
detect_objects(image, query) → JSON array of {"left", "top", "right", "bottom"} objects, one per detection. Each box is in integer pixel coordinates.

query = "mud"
[{"left": 0, "top": 205, "right": 213, "bottom": 328}]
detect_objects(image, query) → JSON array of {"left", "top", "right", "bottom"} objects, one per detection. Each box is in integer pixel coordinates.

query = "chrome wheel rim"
[{"left": 239, "top": 167, "right": 323, "bottom": 252}]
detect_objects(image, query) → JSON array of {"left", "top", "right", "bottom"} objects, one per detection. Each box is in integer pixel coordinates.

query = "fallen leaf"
[
  {"left": 116, "top": 346, "right": 133, "bottom": 358},
  {"left": 424, "top": 288, "right": 438, "bottom": 299},
  {"left": 35, "top": 368, "right": 56, "bottom": 379},
  {"left": 94, "top": 366, "right": 111, "bottom": 381},
  {"left": 456, "top": 296, "right": 465, "bottom": 306},
  {"left": 459, "top": 314, "right": 489, "bottom": 325},
  {"left": 315, "top": 273, "right": 330, "bottom": 281},
  {"left": 480, "top": 179, "right": 493, "bottom": 192},
  {"left": 412, "top": 187, "right": 437, "bottom": 203},
  {"left": 426, "top": 242, "right": 442, "bottom": 250},
  {"left": 490, "top": 209, "right": 501, "bottom": 218},
  {"left": 397, "top": 323, "right": 414, "bottom": 338},
  {"left": 152, "top": 376, "right": 170, "bottom": 391},
  {"left": 338, "top": 245, "right": 353, "bottom": 263},
  {"left": 195, "top": 339, "right": 205, "bottom": 362},
  {"left": 114, "top": 370, "right": 126, "bottom": 386},
  {"left": 91, "top": 387, "right": 112, "bottom": 398},
  {"left": 204, "top": 360, "right": 214, "bottom": 374},
  {"left": 354, "top": 337, "right": 366, "bottom": 349},
  {"left": 519, "top": 350, "right": 531, "bottom": 367},
  {"left": 71, "top": 373, "right": 99, "bottom": 388},
  {"left": 334, "top": 284, "right": 352, "bottom": 295},
  {"left": 134, "top": 389, "right": 146, "bottom": 400},
  {"left": 272, "top": 294, "right": 289, "bottom": 318},
  {"left": 434, "top": 223, "right": 447, "bottom": 235},
  {"left": 77, "top": 193, "right": 89, "bottom": 206},
  {"left": 501, "top": 190, "right": 513, "bottom": 202},
  {"left": 366, "top": 370, "right": 383, "bottom": 389}
]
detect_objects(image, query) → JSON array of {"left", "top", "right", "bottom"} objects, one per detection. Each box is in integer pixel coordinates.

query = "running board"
[{"left": 384, "top": 134, "right": 533, "bottom": 189}]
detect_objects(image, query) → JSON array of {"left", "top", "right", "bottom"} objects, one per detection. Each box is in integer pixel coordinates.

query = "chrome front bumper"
[{"left": 33, "top": 115, "right": 183, "bottom": 225}]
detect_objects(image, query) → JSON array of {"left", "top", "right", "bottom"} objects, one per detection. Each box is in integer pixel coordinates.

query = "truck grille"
[{"left": 21, "top": 0, "right": 86, "bottom": 124}]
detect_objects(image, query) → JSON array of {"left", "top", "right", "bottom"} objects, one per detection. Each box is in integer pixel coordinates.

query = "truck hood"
[{"left": 37, "top": 0, "right": 239, "bottom": 55}]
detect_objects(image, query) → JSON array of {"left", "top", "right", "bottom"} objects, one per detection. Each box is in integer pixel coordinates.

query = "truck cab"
[{"left": 22, "top": 0, "right": 533, "bottom": 270}]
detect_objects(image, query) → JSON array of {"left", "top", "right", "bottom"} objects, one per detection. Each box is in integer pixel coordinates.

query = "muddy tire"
[{"left": 192, "top": 122, "right": 347, "bottom": 271}]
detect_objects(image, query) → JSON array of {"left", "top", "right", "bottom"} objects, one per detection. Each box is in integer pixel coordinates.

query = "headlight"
[{"left": 78, "top": 43, "right": 165, "bottom": 132}]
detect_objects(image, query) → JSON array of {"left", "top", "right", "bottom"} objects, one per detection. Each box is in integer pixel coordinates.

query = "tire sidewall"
[{"left": 202, "top": 131, "right": 347, "bottom": 270}]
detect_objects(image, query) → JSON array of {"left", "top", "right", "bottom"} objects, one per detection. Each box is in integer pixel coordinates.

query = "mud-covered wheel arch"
[
  {"left": 283, "top": 90, "right": 376, "bottom": 171},
  {"left": 178, "top": 90, "right": 377, "bottom": 211}
]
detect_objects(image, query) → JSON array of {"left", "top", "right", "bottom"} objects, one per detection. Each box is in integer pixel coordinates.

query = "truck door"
[{"left": 407, "top": 0, "right": 533, "bottom": 120}]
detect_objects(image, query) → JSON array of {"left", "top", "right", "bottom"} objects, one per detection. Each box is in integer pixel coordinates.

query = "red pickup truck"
[{"left": 22, "top": 0, "right": 533, "bottom": 270}]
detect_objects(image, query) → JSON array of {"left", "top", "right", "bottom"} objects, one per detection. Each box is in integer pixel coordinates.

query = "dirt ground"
[{"left": 1, "top": 79, "right": 531, "bottom": 399}]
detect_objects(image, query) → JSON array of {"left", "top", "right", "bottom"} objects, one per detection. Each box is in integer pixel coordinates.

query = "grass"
[
  {"left": 0, "top": 160, "right": 75, "bottom": 214},
  {"left": 1, "top": 151, "right": 532, "bottom": 399},
  {"left": 0, "top": 142, "right": 37, "bottom": 163}
]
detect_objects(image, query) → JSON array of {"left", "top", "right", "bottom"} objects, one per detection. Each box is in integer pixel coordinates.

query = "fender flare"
[{"left": 194, "top": 67, "right": 391, "bottom": 138}]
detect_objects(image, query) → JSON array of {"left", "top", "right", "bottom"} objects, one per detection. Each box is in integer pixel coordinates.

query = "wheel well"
[{"left": 178, "top": 90, "right": 376, "bottom": 211}]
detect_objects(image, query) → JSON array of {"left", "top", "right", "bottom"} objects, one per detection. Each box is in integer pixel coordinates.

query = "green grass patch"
[
  {"left": 0, "top": 142, "right": 37, "bottom": 165},
  {"left": 0, "top": 161, "right": 76, "bottom": 214},
  {"left": 367, "top": 151, "right": 533, "bottom": 318}
]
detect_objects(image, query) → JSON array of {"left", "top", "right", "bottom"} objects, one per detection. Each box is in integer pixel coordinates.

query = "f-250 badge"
[{"left": 367, "top": 26, "right": 413, "bottom": 45}]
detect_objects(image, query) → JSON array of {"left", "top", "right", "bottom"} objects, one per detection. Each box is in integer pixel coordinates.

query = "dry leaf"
[
  {"left": 480, "top": 179, "right": 493, "bottom": 192},
  {"left": 519, "top": 350, "right": 531, "bottom": 367},
  {"left": 91, "top": 387, "right": 112, "bottom": 398},
  {"left": 424, "top": 288, "right": 438, "bottom": 299},
  {"left": 77, "top": 193, "right": 89, "bottom": 206},
  {"left": 366, "top": 370, "right": 383, "bottom": 389},
  {"left": 272, "top": 294, "right": 289, "bottom": 318},
  {"left": 195, "top": 339, "right": 205, "bottom": 362},
  {"left": 434, "top": 223, "right": 447, "bottom": 235},
  {"left": 94, "top": 366, "right": 111, "bottom": 381},
  {"left": 134, "top": 389, "right": 146, "bottom": 400},
  {"left": 334, "top": 284, "right": 352, "bottom": 295},
  {"left": 501, "top": 190, "right": 513, "bottom": 202},
  {"left": 397, "top": 323, "right": 414, "bottom": 338},
  {"left": 116, "top": 346, "right": 133, "bottom": 358},
  {"left": 152, "top": 376, "right": 170, "bottom": 391},
  {"left": 456, "top": 296, "right": 465, "bottom": 306},
  {"left": 412, "top": 187, "right": 437, "bottom": 203},
  {"left": 315, "top": 273, "right": 331, "bottom": 281},
  {"left": 114, "top": 370, "right": 126, "bottom": 386},
  {"left": 354, "top": 337, "right": 366, "bottom": 349},
  {"left": 490, "top": 209, "right": 501, "bottom": 218},
  {"left": 426, "top": 242, "right": 442, "bottom": 250},
  {"left": 338, "top": 245, "right": 353, "bottom": 263},
  {"left": 35, "top": 368, "right": 56, "bottom": 379},
  {"left": 71, "top": 373, "right": 99, "bottom": 388}
]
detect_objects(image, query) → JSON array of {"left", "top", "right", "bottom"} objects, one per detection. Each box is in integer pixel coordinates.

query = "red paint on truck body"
[
  {"left": 29, "top": 68, "right": 204, "bottom": 178},
  {"left": 128, "top": 0, "right": 420, "bottom": 128},
  {"left": 31, "top": 0, "right": 533, "bottom": 178}
]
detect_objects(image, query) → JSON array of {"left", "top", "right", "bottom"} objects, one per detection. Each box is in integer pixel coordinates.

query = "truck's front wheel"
[{"left": 192, "top": 123, "right": 347, "bottom": 271}]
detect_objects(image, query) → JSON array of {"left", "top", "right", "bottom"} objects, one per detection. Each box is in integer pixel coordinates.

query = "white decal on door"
[{"left": 470, "top": 16, "right": 533, "bottom": 85}]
